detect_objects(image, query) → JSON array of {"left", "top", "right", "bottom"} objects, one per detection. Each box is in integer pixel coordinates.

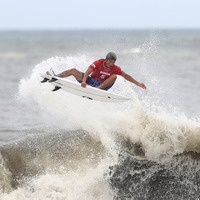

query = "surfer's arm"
[
  {"left": 81, "top": 67, "right": 93, "bottom": 87},
  {"left": 121, "top": 72, "right": 146, "bottom": 89}
]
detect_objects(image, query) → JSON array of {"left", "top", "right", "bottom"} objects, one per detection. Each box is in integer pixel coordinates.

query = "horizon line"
[{"left": 0, "top": 27, "right": 200, "bottom": 31}]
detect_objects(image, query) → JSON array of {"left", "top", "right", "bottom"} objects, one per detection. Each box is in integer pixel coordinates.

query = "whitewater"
[{"left": 0, "top": 30, "right": 200, "bottom": 199}]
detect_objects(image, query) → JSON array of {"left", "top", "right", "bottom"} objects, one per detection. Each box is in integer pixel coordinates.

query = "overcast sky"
[{"left": 0, "top": 0, "right": 200, "bottom": 30}]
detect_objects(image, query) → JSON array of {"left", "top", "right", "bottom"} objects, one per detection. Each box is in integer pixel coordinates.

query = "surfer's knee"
[
  {"left": 69, "top": 68, "right": 83, "bottom": 80},
  {"left": 71, "top": 68, "right": 77, "bottom": 72},
  {"left": 70, "top": 68, "right": 79, "bottom": 75},
  {"left": 63, "top": 68, "right": 77, "bottom": 76}
]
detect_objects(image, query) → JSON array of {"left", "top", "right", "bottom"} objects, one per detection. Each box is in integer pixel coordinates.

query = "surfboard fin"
[
  {"left": 52, "top": 86, "right": 61, "bottom": 91},
  {"left": 49, "top": 78, "right": 58, "bottom": 82},
  {"left": 41, "top": 78, "right": 49, "bottom": 83}
]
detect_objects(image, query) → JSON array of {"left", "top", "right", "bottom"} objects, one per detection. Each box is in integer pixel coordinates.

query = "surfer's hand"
[
  {"left": 81, "top": 82, "right": 87, "bottom": 88},
  {"left": 138, "top": 83, "right": 146, "bottom": 89}
]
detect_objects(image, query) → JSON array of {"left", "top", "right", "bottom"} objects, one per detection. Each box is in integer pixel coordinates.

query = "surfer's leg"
[
  {"left": 97, "top": 74, "right": 117, "bottom": 90},
  {"left": 57, "top": 68, "right": 83, "bottom": 80},
  {"left": 102, "top": 82, "right": 115, "bottom": 91}
]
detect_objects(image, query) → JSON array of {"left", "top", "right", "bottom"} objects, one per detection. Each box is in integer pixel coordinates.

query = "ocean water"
[{"left": 0, "top": 30, "right": 200, "bottom": 199}]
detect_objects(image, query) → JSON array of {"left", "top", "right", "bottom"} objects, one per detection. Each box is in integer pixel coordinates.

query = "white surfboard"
[{"left": 41, "top": 73, "right": 131, "bottom": 103}]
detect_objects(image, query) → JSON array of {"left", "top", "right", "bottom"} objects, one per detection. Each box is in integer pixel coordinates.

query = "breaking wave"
[{"left": 0, "top": 56, "right": 200, "bottom": 199}]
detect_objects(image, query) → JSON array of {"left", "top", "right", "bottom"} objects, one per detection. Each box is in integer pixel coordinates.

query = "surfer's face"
[{"left": 105, "top": 59, "right": 115, "bottom": 68}]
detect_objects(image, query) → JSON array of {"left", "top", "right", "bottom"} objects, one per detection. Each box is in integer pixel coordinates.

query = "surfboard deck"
[{"left": 41, "top": 73, "right": 131, "bottom": 103}]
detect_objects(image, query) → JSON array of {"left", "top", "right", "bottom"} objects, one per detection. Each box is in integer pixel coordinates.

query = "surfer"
[{"left": 46, "top": 52, "right": 146, "bottom": 91}]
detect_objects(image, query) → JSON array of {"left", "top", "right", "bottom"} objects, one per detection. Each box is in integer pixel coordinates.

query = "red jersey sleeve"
[
  {"left": 114, "top": 65, "right": 123, "bottom": 75},
  {"left": 89, "top": 59, "right": 102, "bottom": 70}
]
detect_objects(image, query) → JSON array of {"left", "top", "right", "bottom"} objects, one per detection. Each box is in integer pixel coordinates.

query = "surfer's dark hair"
[{"left": 106, "top": 52, "right": 117, "bottom": 61}]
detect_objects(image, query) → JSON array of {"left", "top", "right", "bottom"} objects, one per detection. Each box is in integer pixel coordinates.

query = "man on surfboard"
[{"left": 46, "top": 52, "right": 146, "bottom": 91}]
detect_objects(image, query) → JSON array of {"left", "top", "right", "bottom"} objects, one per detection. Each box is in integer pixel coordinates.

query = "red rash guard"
[{"left": 89, "top": 59, "right": 123, "bottom": 81}]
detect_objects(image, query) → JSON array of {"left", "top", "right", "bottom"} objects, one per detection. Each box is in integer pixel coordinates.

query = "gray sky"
[{"left": 0, "top": 0, "right": 200, "bottom": 30}]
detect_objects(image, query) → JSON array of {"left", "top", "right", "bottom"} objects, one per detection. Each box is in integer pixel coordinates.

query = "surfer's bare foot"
[{"left": 46, "top": 71, "right": 51, "bottom": 75}]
